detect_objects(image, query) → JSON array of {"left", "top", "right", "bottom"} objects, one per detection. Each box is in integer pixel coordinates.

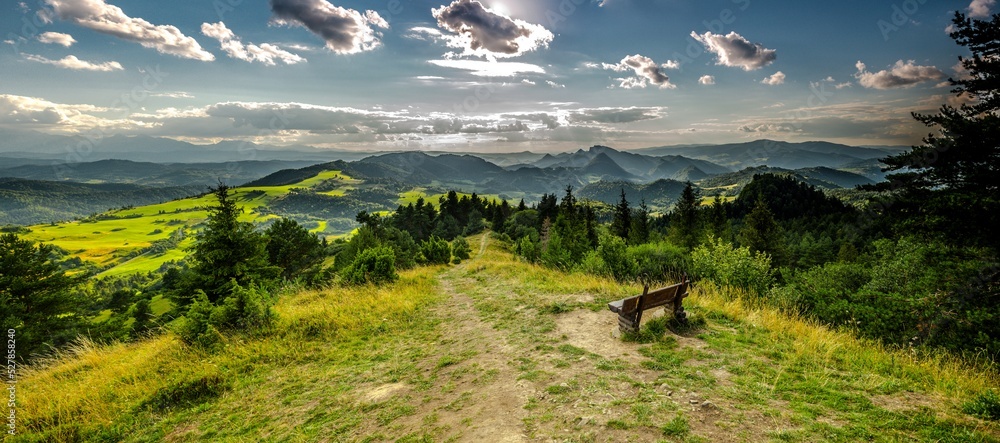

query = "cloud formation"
[
  {"left": 24, "top": 53, "right": 123, "bottom": 71},
  {"left": 42, "top": 0, "right": 214, "bottom": 61},
  {"left": 432, "top": 0, "right": 553, "bottom": 59},
  {"left": 37, "top": 31, "right": 75, "bottom": 46},
  {"left": 762, "top": 71, "right": 785, "bottom": 85},
  {"left": 968, "top": 0, "right": 996, "bottom": 18},
  {"left": 269, "top": 0, "right": 388, "bottom": 54},
  {"left": 854, "top": 60, "right": 943, "bottom": 89},
  {"left": 691, "top": 31, "right": 776, "bottom": 71},
  {"left": 698, "top": 75, "right": 715, "bottom": 85},
  {"left": 601, "top": 54, "right": 675, "bottom": 89},
  {"left": 428, "top": 59, "right": 545, "bottom": 76},
  {"left": 201, "top": 22, "right": 305, "bottom": 65},
  {"left": 567, "top": 107, "right": 664, "bottom": 124}
]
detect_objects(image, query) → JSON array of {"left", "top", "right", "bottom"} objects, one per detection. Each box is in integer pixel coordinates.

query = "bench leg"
[
  {"left": 672, "top": 297, "right": 688, "bottom": 324},
  {"left": 618, "top": 311, "right": 641, "bottom": 334}
]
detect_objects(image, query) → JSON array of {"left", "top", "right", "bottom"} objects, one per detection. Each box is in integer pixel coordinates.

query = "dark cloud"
[
  {"left": 601, "top": 55, "right": 674, "bottom": 89},
  {"left": 270, "top": 0, "right": 388, "bottom": 54},
  {"left": 568, "top": 107, "right": 664, "bottom": 124},
  {"left": 432, "top": 0, "right": 553, "bottom": 58}
]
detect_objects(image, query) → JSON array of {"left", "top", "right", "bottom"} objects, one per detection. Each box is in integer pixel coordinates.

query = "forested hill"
[{"left": 0, "top": 178, "right": 202, "bottom": 225}]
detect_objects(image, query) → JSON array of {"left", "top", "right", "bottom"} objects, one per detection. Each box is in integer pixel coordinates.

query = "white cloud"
[
  {"left": 854, "top": 60, "right": 944, "bottom": 89},
  {"left": 37, "top": 31, "right": 76, "bottom": 47},
  {"left": 270, "top": 0, "right": 388, "bottom": 54},
  {"left": 546, "top": 80, "right": 565, "bottom": 88},
  {"left": 428, "top": 59, "right": 545, "bottom": 76},
  {"left": 690, "top": 31, "right": 776, "bottom": 71},
  {"left": 601, "top": 54, "right": 675, "bottom": 89},
  {"left": 201, "top": 22, "right": 305, "bottom": 66},
  {"left": 522, "top": 79, "right": 536, "bottom": 86},
  {"left": 698, "top": 75, "right": 715, "bottom": 85},
  {"left": 43, "top": 0, "right": 215, "bottom": 61},
  {"left": 151, "top": 91, "right": 194, "bottom": 99},
  {"left": 0, "top": 94, "right": 140, "bottom": 129},
  {"left": 24, "top": 53, "right": 123, "bottom": 71},
  {"left": 968, "top": 0, "right": 996, "bottom": 18},
  {"left": 762, "top": 71, "right": 785, "bottom": 85},
  {"left": 834, "top": 82, "right": 852, "bottom": 89},
  {"left": 432, "top": 0, "right": 553, "bottom": 59}
]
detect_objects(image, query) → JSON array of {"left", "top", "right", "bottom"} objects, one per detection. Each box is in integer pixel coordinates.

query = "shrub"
[
  {"left": 628, "top": 241, "right": 688, "bottom": 285},
  {"left": 452, "top": 236, "right": 472, "bottom": 260},
  {"left": 342, "top": 246, "right": 398, "bottom": 285},
  {"left": 574, "top": 250, "right": 606, "bottom": 276},
  {"left": 514, "top": 235, "right": 540, "bottom": 263},
  {"left": 598, "top": 235, "right": 636, "bottom": 281},
  {"left": 420, "top": 236, "right": 452, "bottom": 265},
  {"left": 690, "top": 236, "right": 774, "bottom": 297}
]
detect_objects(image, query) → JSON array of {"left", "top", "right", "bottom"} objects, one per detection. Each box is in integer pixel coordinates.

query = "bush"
[
  {"left": 342, "top": 246, "right": 398, "bottom": 285},
  {"left": 515, "top": 235, "right": 540, "bottom": 263},
  {"left": 628, "top": 241, "right": 689, "bottom": 285},
  {"left": 421, "top": 235, "right": 452, "bottom": 265},
  {"left": 599, "top": 235, "right": 636, "bottom": 281},
  {"left": 575, "top": 251, "right": 606, "bottom": 275},
  {"left": 176, "top": 282, "right": 275, "bottom": 349},
  {"left": 690, "top": 236, "right": 774, "bottom": 297},
  {"left": 452, "top": 236, "right": 472, "bottom": 260}
]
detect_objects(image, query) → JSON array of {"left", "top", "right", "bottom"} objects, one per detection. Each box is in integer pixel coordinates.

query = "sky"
[{"left": 0, "top": 0, "right": 987, "bottom": 153}]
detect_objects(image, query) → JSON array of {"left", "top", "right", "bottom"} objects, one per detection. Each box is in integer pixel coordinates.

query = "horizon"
[{"left": 1, "top": 0, "right": 979, "bottom": 154}]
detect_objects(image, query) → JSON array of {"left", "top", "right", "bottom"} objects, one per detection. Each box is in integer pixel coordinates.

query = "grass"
[
  {"left": 11, "top": 235, "right": 1000, "bottom": 442},
  {"left": 23, "top": 170, "right": 365, "bottom": 277}
]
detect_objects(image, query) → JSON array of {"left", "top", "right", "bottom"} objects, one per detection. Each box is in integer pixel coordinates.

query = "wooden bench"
[{"left": 607, "top": 277, "right": 690, "bottom": 333}]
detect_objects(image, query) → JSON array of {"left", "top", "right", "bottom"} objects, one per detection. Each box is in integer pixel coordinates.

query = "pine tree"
[
  {"left": 265, "top": 218, "right": 325, "bottom": 280},
  {"left": 629, "top": 199, "right": 650, "bottom": 245},
  {"left": 709, "top": 194, "right": 729, "bottom": 241},
  {"left": 0, "top": 233, "right": 85, "bottom": 360},
  {"left": 670, "top": 182, "right": 701, "bottom": 249},
  {"left": 611, "top": 188, "right": 631, "bottom": 241},
  {"left": 868, "top": 12, "right": 1000, "bottom": 251},
  {"left": 738, "top": 195, "right": 784, "bottom": 265},
  {"left": 190, "top": 182, "right": 278, "bottom": 303}
]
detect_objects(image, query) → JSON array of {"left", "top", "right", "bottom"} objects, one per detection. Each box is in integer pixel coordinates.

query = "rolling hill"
[
  {"left": 634, "top": 139, "right": 906, "bottom": 171},
  {"left": 0, "top": 159, "right": 318, "bottom": 187}
]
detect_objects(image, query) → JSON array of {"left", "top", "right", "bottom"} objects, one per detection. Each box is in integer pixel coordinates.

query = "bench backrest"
[{"left": 618, "top": 279, "right": 688, "bottom": 315}]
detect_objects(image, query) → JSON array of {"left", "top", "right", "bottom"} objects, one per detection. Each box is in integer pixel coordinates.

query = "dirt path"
[{"left": 378, "top": 234, "right": 532, "bottom": 442}]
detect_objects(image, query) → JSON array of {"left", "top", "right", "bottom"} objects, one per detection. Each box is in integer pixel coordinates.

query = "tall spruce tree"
[
  {"left": 868, "top": 12, "right": 1000, "bottom": 251},
  {"left": 0, "top": 233, "right": 85, "bottom": 361},
  {"left": 611, "top": 188, "right": 631, "bottom": 241},
  {"left": 670, "top": 182, "right": 701, "bottom": 249},
  {"left": 738, "top": 195, "right": 784, "bottom": 265},
  {"left": 190, "top": 183, "right": 277, "bottom": 303},
  {"left": 629, "top": 198, "right": 650, "bottom": 245}
]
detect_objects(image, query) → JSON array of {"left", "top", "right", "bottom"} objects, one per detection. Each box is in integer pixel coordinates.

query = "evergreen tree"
[
  {"left": 629, "top": 199, "right": 651, "bottom": 245},
  {"left": 0, "top": 233, "right": 85, "bottom": 360},
  {"left": 868, "top": 12, "right": 1000, "bottom": 251},
  {"left": 189, "top": 183, "right": 277, "bottom": 303},
  {"left": 709, "top": 194, "right": 729, "bottom": 241},
  {"left": 670, "top": 182, "right": 701, "bottom": 249},
  {"left": 738, "top": 196, "right": 784, "bottom": 265},
  {"left": 265, "top": 218, "right": 325, "bottom": 280},
  {"left": 610, "top": 188, "right": 631, "bottom": 241}
]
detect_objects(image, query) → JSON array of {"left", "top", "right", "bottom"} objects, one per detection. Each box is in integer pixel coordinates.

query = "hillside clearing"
[{"left": 12, "top": 235, "right": 1000, "bottom": 442}]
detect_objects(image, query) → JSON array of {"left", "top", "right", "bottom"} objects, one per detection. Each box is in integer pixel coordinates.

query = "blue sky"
[{"left": 0, "top": 0, "right": 983, "bottom": 152}]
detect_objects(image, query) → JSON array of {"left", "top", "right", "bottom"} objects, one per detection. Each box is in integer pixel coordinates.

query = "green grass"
[
  {"left": 12, "top": 235, "right": 1000, "bottom": 442},
  {"left": 24, "top": 170, "right": 366, "bottom": 277}
]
